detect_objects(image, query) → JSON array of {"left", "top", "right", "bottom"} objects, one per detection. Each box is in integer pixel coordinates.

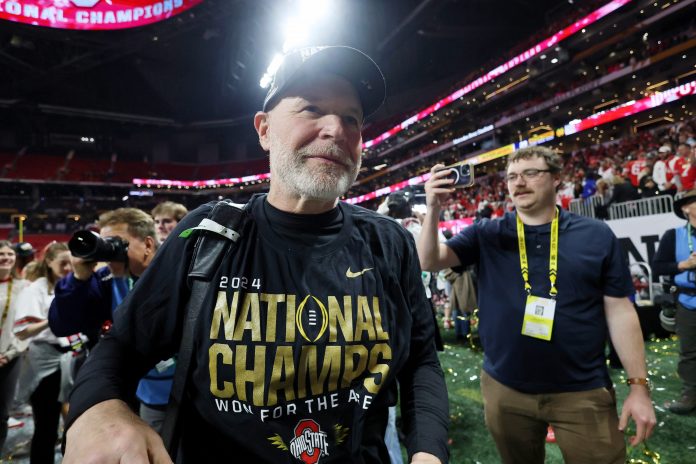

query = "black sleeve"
[
  {"left": 65, "top": 332, "right": 145, "bottom": 429},
  {"left": 65, "top": 204, "right": 213, "bottom": 430},
  {"left": 652, "top": 229, "right": 679, "bottom": 277},
  {"left": 397, "top": 233, "right": 449, "bottom": 463}
]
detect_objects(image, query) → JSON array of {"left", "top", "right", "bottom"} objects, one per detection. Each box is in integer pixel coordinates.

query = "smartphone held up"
[{"left": 445, "top": 163, "right": 475, "bottom": 188}]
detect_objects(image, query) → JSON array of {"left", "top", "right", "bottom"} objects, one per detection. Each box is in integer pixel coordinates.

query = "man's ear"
[
  {"left": 144, "top": 236, "right": 157, "bottom": 260},
  {"left": 553, "top": 173, "right": 562, "bottom": 190},
  {"left": 254, "top": 111, "right": 271, "bottom": 151}
]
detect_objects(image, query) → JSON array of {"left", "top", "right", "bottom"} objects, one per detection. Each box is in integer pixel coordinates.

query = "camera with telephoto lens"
[{"left": 68, "top": 230, "right": 128, "bottom": 262}]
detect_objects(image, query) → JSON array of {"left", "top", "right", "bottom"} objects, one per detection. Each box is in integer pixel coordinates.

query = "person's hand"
[
  {"left": 678, "top": 252, "right": 696, "bottom": 271},
  {"left": 619, "top": 387, "right": 656, "bottom": 446},
  {"left": 411, "top": 452, "right": 442, "bottom": 463},
  {"left": 425, "top": 164, "right": 455, "bottom": 211},
  {"left": 0, "top": 355, "right": 8, "bottom": 367},
  {"left": 63, "top": 399, "right": 172, "bottom": 464},
  {"left": 70, "top": 256, "right": 98, "bottom": 281}
]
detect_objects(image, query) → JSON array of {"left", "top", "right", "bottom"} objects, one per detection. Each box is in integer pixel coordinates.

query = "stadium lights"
[
  {"left": 259, "top": 0, "right": 334, "bottom": 89},
  {"left": 259, "top": 54, "right": 285, "bottom": 88}
]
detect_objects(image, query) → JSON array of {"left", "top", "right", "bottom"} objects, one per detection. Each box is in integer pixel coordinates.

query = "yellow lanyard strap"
[{"left": 516, "top": 208, "right": 559, "bottom": 298}]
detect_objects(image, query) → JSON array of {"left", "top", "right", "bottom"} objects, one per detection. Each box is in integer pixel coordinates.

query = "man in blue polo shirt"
[{"left": 417, "top": 146, "right": 656, "bottom": 463}]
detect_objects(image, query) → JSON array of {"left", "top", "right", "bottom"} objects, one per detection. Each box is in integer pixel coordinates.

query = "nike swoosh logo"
[{"left": 346, "top": 267, "right": 373, "bottom": 278}]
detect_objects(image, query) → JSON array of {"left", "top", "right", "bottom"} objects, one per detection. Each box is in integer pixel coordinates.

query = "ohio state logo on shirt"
[{"left": 289, "top": 419, "right": 329, "bottom": 463}]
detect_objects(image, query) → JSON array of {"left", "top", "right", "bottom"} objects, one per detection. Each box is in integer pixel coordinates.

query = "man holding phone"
[{"left": 416, "top": 146, "right": 655, "bottom": 463}]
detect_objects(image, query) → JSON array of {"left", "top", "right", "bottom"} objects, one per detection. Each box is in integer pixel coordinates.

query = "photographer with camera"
[
  {"left": 653, "top": 189, "right": 696, "bottom": 415},
  {"left": 47, "top": 208, "right": 173, "bottom": 431}
]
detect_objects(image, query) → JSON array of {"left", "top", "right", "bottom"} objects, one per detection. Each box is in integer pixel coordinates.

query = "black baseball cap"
[
  {"left": 262, "top": 46, "right": 386, "bottom": 118},
  {"left": 13, "top": 242, "right": 35, "bottom": 258}
]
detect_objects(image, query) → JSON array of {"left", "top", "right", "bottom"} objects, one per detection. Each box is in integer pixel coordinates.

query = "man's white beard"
[{"left": 269, "top": 133, "right": 360, "bottom": 201}]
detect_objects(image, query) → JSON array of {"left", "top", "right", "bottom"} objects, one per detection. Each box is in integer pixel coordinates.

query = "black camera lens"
[{"left": 68, "top": 230, "right": 129, "bottom": 262}]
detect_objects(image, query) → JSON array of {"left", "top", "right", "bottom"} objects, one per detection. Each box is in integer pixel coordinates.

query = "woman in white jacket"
[
  {"left": 0, "top": 240, "right": 28, "bottom": 453},
  {"left": 14, "top": 242, "right": 74, "bottom": 464}
]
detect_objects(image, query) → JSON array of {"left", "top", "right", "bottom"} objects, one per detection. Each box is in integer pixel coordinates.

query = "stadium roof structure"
[{"left": 0, "top": 0, "right": 580, "bottom": 129}]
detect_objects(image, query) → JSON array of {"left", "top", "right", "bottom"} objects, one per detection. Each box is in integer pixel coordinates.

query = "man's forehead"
[
  {"left": 100, "top": 222, "right": 129, "bottom": 237},
  {"left": 275, "top": 73, "right": 362, "bottom": 113},
  {"left": 507, "top": 156, "right": 548, "bottom": 170}
]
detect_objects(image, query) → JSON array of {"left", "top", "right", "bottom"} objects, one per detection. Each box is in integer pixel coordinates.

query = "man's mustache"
[{"left": 299, "top": 145, "right": 354, "bottom": 168}]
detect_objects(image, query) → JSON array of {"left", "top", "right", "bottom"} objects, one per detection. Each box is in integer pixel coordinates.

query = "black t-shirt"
[{"left": 68, "top": 195, "right": 448, "bottom": 463}]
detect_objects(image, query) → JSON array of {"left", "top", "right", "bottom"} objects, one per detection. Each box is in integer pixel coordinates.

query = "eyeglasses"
[{"left": 505, "top": 169, "right": 552, "bottom": 183}]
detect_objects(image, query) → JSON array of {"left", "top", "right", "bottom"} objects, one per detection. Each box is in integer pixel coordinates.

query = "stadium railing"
[
  {"left": 569, "top": 194, "right": 674, "bottom": 220},
  {"left": 608, "top": 195, "right": 673, "bottom": 220},
  {"left": 568, "top": 196, "right": 605, "bottom": 218}
]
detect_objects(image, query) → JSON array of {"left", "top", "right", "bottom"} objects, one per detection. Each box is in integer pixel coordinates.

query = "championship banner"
[{"left": 0, "top": 0, "right": 204, "bottom": 30}]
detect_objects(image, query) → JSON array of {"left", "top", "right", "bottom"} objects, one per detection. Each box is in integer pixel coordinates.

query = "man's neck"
[
  {"left": 688, "top": 217, "right": 696, "bottom": 229},
  {"left": 516, "top": 204, "right": 557, "bottom": 226},
  {"left": 267, "top": 187, "right": 339, "bottom": 214}
]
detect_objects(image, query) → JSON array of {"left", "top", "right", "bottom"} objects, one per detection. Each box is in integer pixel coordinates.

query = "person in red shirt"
[
  {"left": 680, "top": 144, "right": 696, "bottom": 191},
  {"left": 625, "top": 152, "right": 648, "bottom": 187},
  {"left": 667, "top": 144, "right": 690, "bottom": 191}
]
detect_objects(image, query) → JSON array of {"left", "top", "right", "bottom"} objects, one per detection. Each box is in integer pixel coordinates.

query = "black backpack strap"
[{"left": 161, "top": 200, "right": 249, "bottom": 459}]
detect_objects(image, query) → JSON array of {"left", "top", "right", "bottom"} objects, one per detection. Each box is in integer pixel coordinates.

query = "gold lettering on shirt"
[
  {"left": 341, "top": 345, "right": 369, "bottom": 388},
  {"left": 372, "top": 297, "right": 390, "bottom": 341},
  {"left": 206, "top": 291, "right": 396, "bottom": 408},
  {"left": 261, "top": 293, "right": 285, "bottom": 343},
  {"left": 235, "top": 345, "right": 266, "bottom": 406},
  {"left": 266, "top": 345, "right": 296, "bottom": 406},
  {"left": 209, "top": 291, "right": 239, "bottom": 340},
  {"left": 233, "top": 293, "right": 261, "bottom": 341},
  {"left": 363, "top": 343, "right": 391, "bottom": 394},
  {"left": 297, "top": 345, "right": 341, "bottom": 398},
  {"left": 328, "top": 296, "right": 354, "bottom": 342},
  {"left": 209, "top": 343, "right": 234, "bottom": 397},
  {"left": 285, "top": 294, "right": 296, "bottom": 343},
  {"left": 354, "top": 296, "right": 376, "bottom": 341}
]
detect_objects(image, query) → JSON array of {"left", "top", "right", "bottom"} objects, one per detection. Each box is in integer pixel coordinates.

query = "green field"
[{"left": 411, "top": 331, "right": 696, "bottom": 464}]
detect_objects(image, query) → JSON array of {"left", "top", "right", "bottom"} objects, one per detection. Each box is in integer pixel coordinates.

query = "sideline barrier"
[
  {"left": 608, "top": 195, "right": 673, "bottom": 220},
  {"left": 568, "top": 196, "right": 605, "bottom": 218}
]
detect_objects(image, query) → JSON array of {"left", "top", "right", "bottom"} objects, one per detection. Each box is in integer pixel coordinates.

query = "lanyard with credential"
[{"left": 516, "top": 208, "right": 559, "bottom": 298}]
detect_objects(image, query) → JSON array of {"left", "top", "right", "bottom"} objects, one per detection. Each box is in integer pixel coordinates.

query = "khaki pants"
[{"left": 480, "top": 370, "right": 625, "bottom": 464}]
